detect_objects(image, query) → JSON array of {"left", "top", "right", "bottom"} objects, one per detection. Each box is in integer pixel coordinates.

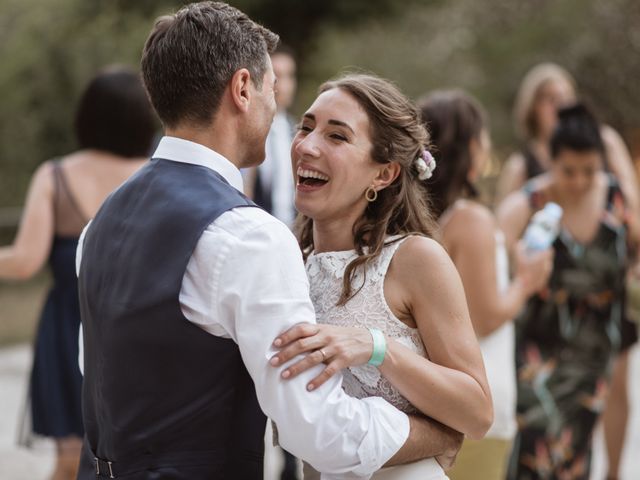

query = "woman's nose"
[{"left": 294, "top": 132, "right": 321, "bottom": 158}]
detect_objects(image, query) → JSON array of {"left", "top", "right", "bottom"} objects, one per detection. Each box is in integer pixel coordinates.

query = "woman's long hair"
[
  {"left": 513, "top": 63, "right": 576, "bottom": 141},
  {"left": 418, "top": 90, "right": 487, "bottom": 218},
  {"left": 295, "top": 74, "right": 438, "bottom": 305}
]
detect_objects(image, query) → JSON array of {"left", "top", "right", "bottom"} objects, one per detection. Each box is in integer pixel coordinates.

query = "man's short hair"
[{"left": 141, "top": 1, "right": 279, "bottom": 128}]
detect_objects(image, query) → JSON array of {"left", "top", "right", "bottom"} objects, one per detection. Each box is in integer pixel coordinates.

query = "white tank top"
[
  {"left": 306, "top": 235, "right": 446, "bottom": 479},
  {"left": 479, "top": 230, "right": 517, "bottom": 440},
  {"left": 306, "top": 236, "right": 425, "bottom": 413}
]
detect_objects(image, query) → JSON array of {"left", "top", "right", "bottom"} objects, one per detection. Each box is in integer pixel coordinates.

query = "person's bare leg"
[
  {"left": 51, "top": 436, "right": 82, "bottom": 480},
  {"left": 602, "top": 351, "right": 630, "bottom": 480}
]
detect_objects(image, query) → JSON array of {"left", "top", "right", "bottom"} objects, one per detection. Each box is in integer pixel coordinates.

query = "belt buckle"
[{"left": 94, "top": 457, "right": 116, "bottom": 478}]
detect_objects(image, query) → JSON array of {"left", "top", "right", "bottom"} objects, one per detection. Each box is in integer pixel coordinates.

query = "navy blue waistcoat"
[{"left": 77, "top": 159, "right": 266, "bottom": 479}]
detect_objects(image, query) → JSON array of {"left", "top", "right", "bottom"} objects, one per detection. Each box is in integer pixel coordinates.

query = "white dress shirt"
[{"left": 77, "top": 136, "right": 409, "bottom": 479}]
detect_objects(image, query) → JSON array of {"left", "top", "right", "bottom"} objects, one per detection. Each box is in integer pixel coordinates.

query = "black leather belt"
[{"left": 92, "top": 449, "right": 226, "bottom": 478}]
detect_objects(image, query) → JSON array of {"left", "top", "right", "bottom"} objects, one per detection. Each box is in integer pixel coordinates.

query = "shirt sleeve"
[
  {"left": 75, "top": 222, "right": 91, "bottom": 375},
  {"left": 208, "top": 211, "right": 409, "bottom": 477},
  {"left": 75, "top": 221, "right": 91, "bottom": 276}
]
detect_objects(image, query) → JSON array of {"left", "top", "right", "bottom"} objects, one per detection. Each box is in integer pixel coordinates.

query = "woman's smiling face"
[{"left": 291, "top": 88, "right": 381, "bottom": 223}]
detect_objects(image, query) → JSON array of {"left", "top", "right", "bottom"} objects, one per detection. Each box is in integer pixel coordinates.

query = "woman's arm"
[
  {"left": 442, "top": 203, "right": 551, "bottom": 337},
  {"left": 495, "top": 190, "right": 532, "bottom": 253},
  {"left": 602, "top": 125, "right": 640, "bottom": 244},
  {"left": 0, "top": 162, "right": 55, "bottom": 280},
  {"left": 494, "top": 152, "right": 527, "bottom": 206},
  {"left": 271, "top": 238, "right": 494, "bottom": 439},
  {"left": 375, "top": 236, "right": 493, "bottom": 439},
  {"left": 602, "top": 350, "right": 630, "bottom": 479}
]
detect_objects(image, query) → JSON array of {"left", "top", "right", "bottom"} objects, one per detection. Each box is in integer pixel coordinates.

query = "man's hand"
[
  {"left": 385, "top": 414, "right": 463, "bottom": 470},
  {"left": 434, "top": 423, "right": 463, "bottom": 470}
]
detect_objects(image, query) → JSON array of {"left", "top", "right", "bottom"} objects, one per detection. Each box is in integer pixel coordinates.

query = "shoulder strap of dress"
[
  {"left": 51, "top": 159, "right": 62, "bottom": 213},
  {"left": 51, "top": 159, "right": 90, "bottom": 224},
  {"left": 605, "top": 173, "right": 623, "bottom": 208},
  {"left": 521, "top": 180, "right": 545, "bottom": 211},
  {"left": 603, "top": 173, "right": 630, "bottom": 229},
  {"left": 376, "top": 235, "right": 411, "bottom": 278},
  {"left": 522, "top": 145, "right": 544, "bottom": 179}
]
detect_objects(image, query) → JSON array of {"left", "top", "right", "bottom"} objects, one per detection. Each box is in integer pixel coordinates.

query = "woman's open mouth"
[{"left": 297, "top": 167, "right": 329, "bottom": 190}]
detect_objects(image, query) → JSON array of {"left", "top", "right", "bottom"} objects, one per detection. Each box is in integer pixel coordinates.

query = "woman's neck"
[
  {"left": 312, "top": 217, "right": 359, "bottom": 253},
  {"left": 530, "top": 138, "right": 552, "bottom": 171},
  {"left": 547, "top": 172, "right": 606, "bottom": 209}
]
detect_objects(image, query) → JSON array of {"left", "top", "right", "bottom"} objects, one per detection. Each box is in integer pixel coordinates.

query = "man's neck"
[{"left": 166, "top": 124, "right": 243, "bottom": 169}]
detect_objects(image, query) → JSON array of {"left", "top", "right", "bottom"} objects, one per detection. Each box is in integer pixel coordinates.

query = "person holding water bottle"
[
  {"left": 497, "top": 103, "right": 639, "bottom": 479},
  {"left": 419, "top": 90, "right": 553, "bottom": 480},
  {"left": 522, "top": 202, "right": 563, "bottom": 252}
]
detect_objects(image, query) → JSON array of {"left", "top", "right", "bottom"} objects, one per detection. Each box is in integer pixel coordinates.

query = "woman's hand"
[
  {"left": 513, "top": 240, "right": 554, "bottom": 296},
  {"left": 270, "top": 323, "right": 373, "bottom": 391}
]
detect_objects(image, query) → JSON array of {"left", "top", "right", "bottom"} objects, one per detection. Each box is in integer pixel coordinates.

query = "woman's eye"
[
  {"left": 330, "top": 134, "right": 347, "bottom": 142},
  {"left": 297, "top": 124, "right": 312, "bottom": 133}
]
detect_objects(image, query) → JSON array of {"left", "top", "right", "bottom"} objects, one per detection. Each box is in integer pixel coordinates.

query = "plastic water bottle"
[{"left": 523, "top": 202, "right": 563, "bottom": 251}]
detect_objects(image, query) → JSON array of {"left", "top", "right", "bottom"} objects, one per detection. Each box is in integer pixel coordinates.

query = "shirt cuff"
[{"left": 352, "top": 397, "right": 410, "bottom": 477}]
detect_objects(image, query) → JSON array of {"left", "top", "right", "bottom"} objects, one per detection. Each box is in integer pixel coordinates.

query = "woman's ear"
[
  {"left": 229, "top": 68, "right": 252, "bottom": 113},
  {"left": 469, "top": 130, "right": 491, "bottom": 181},
  {"left": 468, "top": 137, "right": 480, "bottom": 180},
  {"left": 373, "top": 162, "right": 401, "bottom": 190}
]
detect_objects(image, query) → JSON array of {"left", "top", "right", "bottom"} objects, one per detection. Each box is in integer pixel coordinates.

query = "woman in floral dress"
[{"left": 498, "top": 104, "right": 638, "bottom": 479}]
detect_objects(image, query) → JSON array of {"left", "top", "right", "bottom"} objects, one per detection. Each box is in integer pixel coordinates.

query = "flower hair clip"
[{"left": 414, "top": 149, "right": 436, "bottom": 180}]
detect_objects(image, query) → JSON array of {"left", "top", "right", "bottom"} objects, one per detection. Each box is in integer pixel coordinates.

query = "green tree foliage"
[
  {"left": 299, "top": 0, "right": 640, "bottom": 154},
  {"left": 1, "top": 0, "right": 639, "bottom": 212},
  {"left": 108, "top": 0, "right": 416, "bottom": 55},
  {"left": 0, "top": 0, "right": 417, "bottom": 209},
  {"left": 0, "top": 0, "right": 157, "bottom": 207}
]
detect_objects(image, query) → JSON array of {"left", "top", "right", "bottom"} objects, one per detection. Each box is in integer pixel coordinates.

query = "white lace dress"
[{"left": 305, "top": 236, "right": 447, "bottom": 480}]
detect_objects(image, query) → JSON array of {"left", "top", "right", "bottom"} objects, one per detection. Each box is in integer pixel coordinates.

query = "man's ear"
[
  {"left": 229, "top": 68, "right": 252, "bottom": 113},
  {"left": 373, "top": 162, "right": 401, "bottom": 190}
]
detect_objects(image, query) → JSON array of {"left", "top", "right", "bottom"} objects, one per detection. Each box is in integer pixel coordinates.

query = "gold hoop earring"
[{"left": 365, "top": 186, "right": 378, "bottom": 202}]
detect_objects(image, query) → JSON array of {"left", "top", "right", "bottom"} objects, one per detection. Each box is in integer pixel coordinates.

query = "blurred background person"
[
  {"left": 247, "top": 46, "right": 304, "bottom": 479},
  {"left": 243, "top": 42, "right": 301, "bottom": 480},
  {"left": 0, "top": 66, "right": 156, "bottom": 480},
  {"left": 495, "top": 62, "right": 639, "bottom": 215},
  {"left": 495, "top": 63, "right": 576, "bottom": 202},
  {"left": 497, "top": 104, "right": 638, "bottom": 480},
  {"left": 496, "top": 62, "right": 640, "bottom": 479},
  {"left": 420, "top": 90, "right": 552, "bottom": 480},
  {"left": 245, "top": 44, "right": 298, "bottom": 228}
]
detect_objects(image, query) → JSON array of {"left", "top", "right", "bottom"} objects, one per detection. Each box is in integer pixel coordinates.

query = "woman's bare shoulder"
[
  {"left": 393, "top": 235, "right": 456, "bottom": 281},
  {"left": 446, "top": 200, "right": 495, "bottom": 228},
  {"left": 441, "top": 201, "right": 497, "bottom": 253}
]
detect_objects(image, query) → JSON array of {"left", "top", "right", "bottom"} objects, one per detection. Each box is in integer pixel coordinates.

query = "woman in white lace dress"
[{"left": 269, "top": 74, "right": 493, "bottom": 479}]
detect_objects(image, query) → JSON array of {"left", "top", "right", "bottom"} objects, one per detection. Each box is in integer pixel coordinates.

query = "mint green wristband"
[{"left": 367, "top": 328, "right": 386, "bottom": 367}]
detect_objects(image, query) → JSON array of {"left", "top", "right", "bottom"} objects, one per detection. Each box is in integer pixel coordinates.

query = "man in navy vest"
[{"left": 76, "top": 2, "right": 461, "bottom": 479}]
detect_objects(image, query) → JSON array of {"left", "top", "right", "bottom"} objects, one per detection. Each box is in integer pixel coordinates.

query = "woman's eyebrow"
[{"left": 328, "top": 119, "right": 355, "bottom": 134}]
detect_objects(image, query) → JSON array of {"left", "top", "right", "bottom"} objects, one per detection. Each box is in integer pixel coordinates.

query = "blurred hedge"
[
  {"left": 1, "top": 0, "right": 639, "bottom": 212},
  {"left": 0, "top": 0, "right": 417, "bottom": 210}
]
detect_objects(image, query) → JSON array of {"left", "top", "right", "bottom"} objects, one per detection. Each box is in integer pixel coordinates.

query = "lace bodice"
[{"left": 306, "top": 236, "right": 426, "bottom": 413}]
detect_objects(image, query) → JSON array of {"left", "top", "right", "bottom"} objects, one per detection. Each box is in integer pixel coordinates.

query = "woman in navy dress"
[{"left": 0, "top": 66, "right": 155, "bottom": 480}]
